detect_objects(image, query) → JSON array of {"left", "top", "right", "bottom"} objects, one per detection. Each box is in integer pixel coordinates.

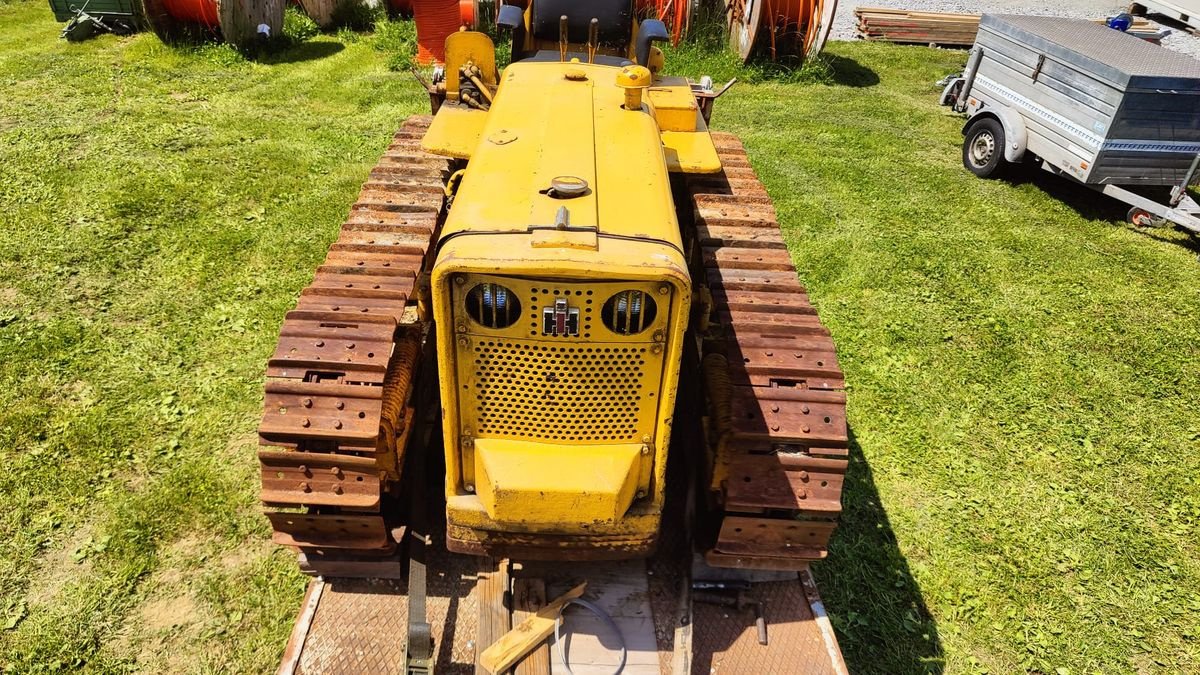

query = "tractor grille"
[{"left": 467, "top": 339, "right": 659, "bottom": 443}]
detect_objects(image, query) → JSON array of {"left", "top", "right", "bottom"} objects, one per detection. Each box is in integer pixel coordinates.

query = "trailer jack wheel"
[{"left": 1127, "top": 207, "right": 1163, "bottom": 228}]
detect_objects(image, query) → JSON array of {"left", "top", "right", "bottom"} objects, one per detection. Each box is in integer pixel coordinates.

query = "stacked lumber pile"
[
  {"left": 854, "top": 7, "right": 981, "bottom": 46},
  {"left": 1123, "top": 18, "right": 1170, "bottom": 43},
  {"left": 854, "top": 7, "right": 1169, "bottom": 47}
]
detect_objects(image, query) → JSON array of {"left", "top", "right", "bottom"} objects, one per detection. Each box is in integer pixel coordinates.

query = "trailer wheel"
[{"left": 963, "top": 118, "right": 1007, "bottom": 178}]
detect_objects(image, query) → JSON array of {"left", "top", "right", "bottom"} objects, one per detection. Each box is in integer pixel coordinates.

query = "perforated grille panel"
[
  {"left": 466, "top": 340, "right": 660, "bottom": 443},
  {"left": 450, "top": 275, "right": 673, "bottom": 446}
]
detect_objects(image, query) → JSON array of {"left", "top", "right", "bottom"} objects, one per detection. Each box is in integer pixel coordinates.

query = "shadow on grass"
[
  {"left": 816, "top": 429, "right": 944, "bottom": 674},
  {"left": 1005, "top": 165, "right": 1200, "bottom": 255},
  {"left": 824, "top": 54, "right": 881, "bottom": 88},
  {"left": 745, "top": 53, "right": 881, "bottom": 87},
  {"left": 257, "top": 39, "right": 345, "bottom": 65}
]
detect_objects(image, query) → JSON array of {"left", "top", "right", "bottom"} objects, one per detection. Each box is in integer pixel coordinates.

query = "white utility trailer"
[
  {"left": 941, "top": 14, "right": 1200, "bottom": 234},
  {"left": 1131, "top": 0, "right": 1200, "bottom": 32}
]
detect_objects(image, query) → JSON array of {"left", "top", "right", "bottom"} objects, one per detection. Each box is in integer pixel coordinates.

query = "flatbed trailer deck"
[{"left": 278, "top": 557, "right": 847, "bottom": 674}]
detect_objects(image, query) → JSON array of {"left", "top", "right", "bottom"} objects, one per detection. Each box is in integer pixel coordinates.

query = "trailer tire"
[{"left": 963, "top": 118, "right": 1007, "bottom": 178}]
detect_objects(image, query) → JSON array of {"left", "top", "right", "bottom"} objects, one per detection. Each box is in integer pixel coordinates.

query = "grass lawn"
[{"left": 2, "top": 1, "right": 1199, "bottom": 672}]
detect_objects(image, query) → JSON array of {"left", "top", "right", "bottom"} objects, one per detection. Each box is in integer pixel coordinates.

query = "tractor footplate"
[
  {"left": 257, "top": 116, "right": 447, "bottom": 570},
  {"left": 688, "top": 133, "right": 850, "bottom": 570}
]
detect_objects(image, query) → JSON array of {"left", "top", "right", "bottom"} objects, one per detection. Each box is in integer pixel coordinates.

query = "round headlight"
[
  {"left": 602, "top": 290, "right": 658, "bottom": 335},
  {"left": 465, "top": 283, "right": 521, "bottom": 329}
]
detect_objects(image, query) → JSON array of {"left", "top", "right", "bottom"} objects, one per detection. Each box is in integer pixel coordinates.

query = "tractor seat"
[{"left": 530, "top": 0, "right": 633, "bottom": 46}]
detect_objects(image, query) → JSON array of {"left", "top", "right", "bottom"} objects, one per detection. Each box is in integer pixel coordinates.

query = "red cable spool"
[
  {"left": 412, "top": 0, "right": 476, "bottom": 64},
  {"left": 636, "top": 0, "right": 689, "bottom": 46},
  {"left": 161, "top": 0, "right": 218, "bottom": 26},
  {"left": 726, "top": 0, "right": 836, "bottom": 63}
]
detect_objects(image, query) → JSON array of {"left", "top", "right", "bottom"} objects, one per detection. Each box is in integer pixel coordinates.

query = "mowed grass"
[{"left": 1, "top": 0, "right": 1199, "bottom": 672}]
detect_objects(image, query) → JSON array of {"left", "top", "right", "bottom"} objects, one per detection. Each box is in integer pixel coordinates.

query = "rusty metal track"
[
  {"left": 258, "top": 116, "right": 448, "bottom": 573},
  {"left": 688, "top": 133, "right": 850, "bottom": 571}
]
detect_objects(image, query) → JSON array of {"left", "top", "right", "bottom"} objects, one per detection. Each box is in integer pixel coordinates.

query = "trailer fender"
[
  {"left": 939, "top": 76, "right": 964, "bottom": 107},
  {"left": 966, "top": 108, "right": 1028, "bottom": 163}
]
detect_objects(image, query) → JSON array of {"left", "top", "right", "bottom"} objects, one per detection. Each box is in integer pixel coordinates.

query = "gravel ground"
[{"left": 831, "top": 0, "right": 1200, "bottom": 58}]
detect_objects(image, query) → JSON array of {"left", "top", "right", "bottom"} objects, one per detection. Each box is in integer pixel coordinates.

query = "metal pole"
[
  {"left": 955, "top": 47, "right": 984, "bottom": 112},
  {"left": 1170, "top": 151, "right": 1200, "bottom": 207}
]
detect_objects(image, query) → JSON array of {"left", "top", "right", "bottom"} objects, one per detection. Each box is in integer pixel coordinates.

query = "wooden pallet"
[{"left": 854, "top": 7, "right": 1168, "bottom": 46}]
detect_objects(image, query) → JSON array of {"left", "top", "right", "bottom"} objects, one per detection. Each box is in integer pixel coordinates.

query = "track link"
[
  {"left": 257, "top": 116, "right": 448, "bottom": 575},
  {"left": 688, "top": 133, "right": 850, "bottom": 571}
]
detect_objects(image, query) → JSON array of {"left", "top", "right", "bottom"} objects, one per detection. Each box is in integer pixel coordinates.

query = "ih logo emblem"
[{"left": 542, "top": 298, "right": 580, "bottom": 337}]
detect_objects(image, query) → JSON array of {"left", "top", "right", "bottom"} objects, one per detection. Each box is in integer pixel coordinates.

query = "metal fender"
[
  {"left": 939, "top": 76, "right": 964, "bottom": 107},
  {"left": 994, "top": 106, "right": 1028, "bottom": 162}
]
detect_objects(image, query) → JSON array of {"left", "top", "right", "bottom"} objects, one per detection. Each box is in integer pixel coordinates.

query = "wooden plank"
[
  {"left": 277, "top": 579, "right": 324, "bottom": 675},
  {"left": 854, "top": 7, "right": 983, "bottom": 45},
  {"left": 512, "top": 579, "right": 551, "bottom": 675},
  {"left": 478, "top": 582, "right": 587, "bottom": 675},
  {"left": 476, "top": 558, "right": 511, "bottom": 675}
]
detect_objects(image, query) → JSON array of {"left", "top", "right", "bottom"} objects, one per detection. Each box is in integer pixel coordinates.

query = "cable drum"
[{"left": 140, "top": 0, "right": 281, "bottom": 45}]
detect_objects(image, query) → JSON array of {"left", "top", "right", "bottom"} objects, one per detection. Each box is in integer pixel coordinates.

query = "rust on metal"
[
  {"left": 724, "top": 341, "right": 843, "bottom": 389},
  {"left": 692, "top": 568, "right": 846, "bottom": 674},
  {"left": 727, "top": 388, "right": 848, "bottom": 445},
  {"left": 690, "top": 131, "right": 850, "bottom": 570},
  {"left": 723, "top": 454, "right": 846, "bottom": 514},
  {"left": 705, "top": 267, "right": 804, "bottom": 293},
  {"left": 290, "top": 538, "right": 483, "bottom": 674},
  {"left": 715, "top": 289, "right": 817, "bottom": 313},
  {"left": 446, "top": 523, "right": 657, "bottom": 560},
  {"left": 712, "top": 516, "right": 835, "bottom": 559},
  {"left": 257, "top": 115, "right": 447, "bottom": 570},
  {"left": 267, "top": 512, "right": 391, "bottom": 550},
  {"left": 296, "top": 545, "right": 406, "bottom": 579},
  {"left": 259, "top": 450, "right": 382, "bottom": 509}
]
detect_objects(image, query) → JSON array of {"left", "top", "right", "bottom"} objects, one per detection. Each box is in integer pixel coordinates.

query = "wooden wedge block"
[
  {"left": 513, "top": 579, "right": 551, "bottom": 675},
  {"left": 478, "top": 582, "right": 587, "bottom": 674}
]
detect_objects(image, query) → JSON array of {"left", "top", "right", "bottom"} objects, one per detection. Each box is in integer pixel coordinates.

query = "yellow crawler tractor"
[{"left": 259, "top": 2, "right": 850, "bottom": 672}]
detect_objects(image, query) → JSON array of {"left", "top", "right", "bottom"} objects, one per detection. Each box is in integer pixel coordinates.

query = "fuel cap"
[{"left": 547, "top": 175, "right": 589, "bottom": 198}]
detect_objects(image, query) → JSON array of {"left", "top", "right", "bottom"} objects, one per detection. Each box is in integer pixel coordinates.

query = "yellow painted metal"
[
  {"left": 529, "top": 227, "right": 597, "bottom": 250},
  {"left": 662, "top": 109, "right": 722, "bottom": 173},
  {"left": 444, "top": 30, "right": 497, "bottom": 101},
  {"left": 424, "top": 55, "right": 721, "bottom": 174},
  {"left": 646, "top": 46, "right": 666, "bottom": 76},
  {"left": 473, "top": 438, "right": 641, "bottom": 525},
  {"left": 425, "top": 59, "right": 704, "bottom": 552},
  {"left": 616, "top": 64, "right": 652, "bottom": 110},
  {"left": 422, "top": 104, "right": 488, "bottom": 159},
  {"left": 646, "top": 76, "right": 699, "bottom": 132},
  {"left": 446, "top": 496, "right": 663, "bottom": 538},
  {"left": 448, "top": 274, "right": 668, "bottom": 502}
]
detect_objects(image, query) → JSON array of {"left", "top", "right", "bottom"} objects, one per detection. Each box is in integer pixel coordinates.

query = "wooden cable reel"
[
  {"left": 726, "top": 0, "right": 837, "bottom": 63},
  {"left": 140, "top": 0, "right": 283, "bottom": 45}
]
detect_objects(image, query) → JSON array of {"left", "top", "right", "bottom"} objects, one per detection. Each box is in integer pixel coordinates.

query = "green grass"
[{"left": 1, "top": 1, "right": 1199, "bottom": 673}]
